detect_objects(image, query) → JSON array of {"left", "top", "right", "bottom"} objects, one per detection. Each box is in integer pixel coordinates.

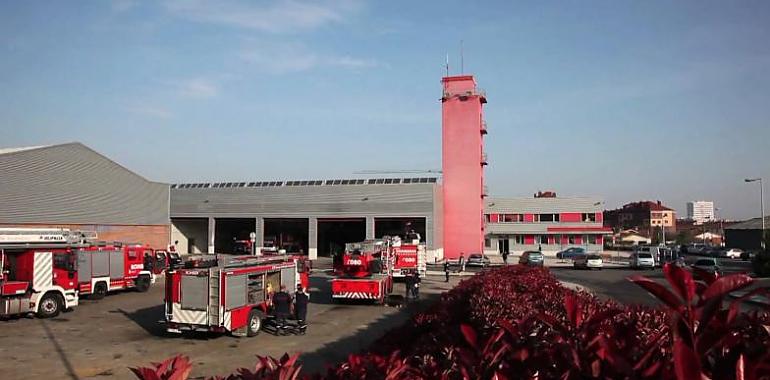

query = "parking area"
[{"left": 0, "top": 266, "right": 461, "bottom": 380}]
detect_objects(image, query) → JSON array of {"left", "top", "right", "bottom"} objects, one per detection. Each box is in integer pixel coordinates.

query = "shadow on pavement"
[
  {"left": 298, "top": 291, "right": 442, "bottom": 375},
  {"left": 111, "top": 305, "right": 167, "bottom": 337}
]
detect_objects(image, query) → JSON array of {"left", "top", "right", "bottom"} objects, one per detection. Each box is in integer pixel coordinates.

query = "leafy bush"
[{"left": 132, "top": 265, "right": 770, "bottom": 380}]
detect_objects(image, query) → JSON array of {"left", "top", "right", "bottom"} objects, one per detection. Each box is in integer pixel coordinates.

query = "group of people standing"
[
  {"left": 269, "top": 284, "right": 310, "bottom": 327},
  {"left": 403, "top": 270, "right": 421, "bottom": 300},
  {"left": 443, "top": 253, "right": 467, "bottom": 282}
]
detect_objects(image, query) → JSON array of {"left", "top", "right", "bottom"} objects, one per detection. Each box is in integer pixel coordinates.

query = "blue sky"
[{"left": 1, "top": 1, "right": 768, "bottom": 219}]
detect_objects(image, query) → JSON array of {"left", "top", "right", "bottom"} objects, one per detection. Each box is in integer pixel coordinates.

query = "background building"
[
  {"left": 687, "top": 201, "right": 715, "bottom": 224},
  {"left": 725, "top": 216, "right": 769, "bottom": 250},
  {"left": 484, "top": 195, "right": 610, "bottom": 255},
  {"left": 170, "top": 178, "right": 442, "bottom": 260},
  {"left": 604, "top": 201, "right": 676, "bottom": 240},
  {"left": 0, "top": 143, "right": 170, "bottom": 247}
]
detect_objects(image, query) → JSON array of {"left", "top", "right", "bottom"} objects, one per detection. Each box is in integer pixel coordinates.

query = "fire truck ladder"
[{"left": 208, "top": 270, "right": 221, "bottom": 326}]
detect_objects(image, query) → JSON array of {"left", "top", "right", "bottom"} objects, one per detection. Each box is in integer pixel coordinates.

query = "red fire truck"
[
  {"left": 330, "top": 240, "right": 394, "bottom": 305},
  {"left": 164, "top": 254, "right": 309, "bottom": 337},
  {"left": 390, "top": 243, "right": 427, "bottom": 278},
  {"left": 0, "top": 228, "right": 156, "bottom": 318}
]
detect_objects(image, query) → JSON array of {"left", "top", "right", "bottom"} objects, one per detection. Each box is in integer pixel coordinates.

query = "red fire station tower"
[{"left": 441, "top": 75, "right": 487, "bottom": 260}]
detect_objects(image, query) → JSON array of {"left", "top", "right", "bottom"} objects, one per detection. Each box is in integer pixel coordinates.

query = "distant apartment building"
[
  {"left": 485, "top": 194, "right": 611, "bottom": 255},
  {"left": 687, "top": 201, "right": 715, "bottom": 224},
  {"left": 604, "top": 201, "right": 677, "bottom": 237}
]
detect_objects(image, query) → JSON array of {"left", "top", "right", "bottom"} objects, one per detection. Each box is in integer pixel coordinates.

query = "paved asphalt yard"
[
  {"left": 1, "top": 256, "right": 764, "bottom": 380},
  {"left": 0, "top": 270, "right": 462, "bottom": 380}
]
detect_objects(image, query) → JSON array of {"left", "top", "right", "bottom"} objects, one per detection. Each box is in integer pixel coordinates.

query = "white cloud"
[
  {"left": 127, "top": 105, "right": 174, "bottom": 119},
  {"left": 162, "top": 0, "right": 360, "bottom": 33},
  {"left": 177, "top": 78, "right": 219, "bottom": 98},
  {"left": 112, "top": 0, "right": 137, "bottom": 12},
  {"left": 239, "top": 42, "right": 379, "bottom": 74}
]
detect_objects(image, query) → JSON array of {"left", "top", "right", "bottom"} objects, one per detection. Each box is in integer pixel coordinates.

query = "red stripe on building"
[{"left": 560, "top": 213, "right": 582, "bottom": 223}]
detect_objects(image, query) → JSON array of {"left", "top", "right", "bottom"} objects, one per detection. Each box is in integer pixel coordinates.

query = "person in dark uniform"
[
  {"left": 412, "top": 271, "right": 421, "bottom": 299},
  {"left": 272, "top": 285, "right": 293, "bottom": 332},
  {"left": 294, "top": 284, "right": 309, "bottom": 328},
  {"left": 502, "top": 251, "right": 509, "bottom": 265},
  {"left": 444, "top": 261, "right": 450, "bottom": 282},
  {"left": 404, "top": 271, "right": 415, "bottom": 300}
]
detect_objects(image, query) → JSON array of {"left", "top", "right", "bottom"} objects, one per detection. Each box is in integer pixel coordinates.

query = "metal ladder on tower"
[{"left": 208, "top": 270, "right": 221, "bottom": 326}]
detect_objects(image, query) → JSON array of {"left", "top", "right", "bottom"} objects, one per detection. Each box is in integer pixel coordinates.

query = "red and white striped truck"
[
  {"left": 330, "top": 240, "right": 394, "bottom": 305},
  {"left": 164, "top": 254, "right": 309, "bottom": 337},
  {"left": 0, "top": 228, "right": 156, "bottom": 318}
]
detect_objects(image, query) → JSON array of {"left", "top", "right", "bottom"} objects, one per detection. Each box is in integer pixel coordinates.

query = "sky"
[{"left": 1, "top": 1, "right": 768, "bottom": 220}]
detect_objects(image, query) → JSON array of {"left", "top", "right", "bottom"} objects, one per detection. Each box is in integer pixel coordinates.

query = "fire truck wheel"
[
  {"left": 247, "top": 310, "right": 263, "bottom": 337},
  {"left": 90, "top": 282, "right": 108, "bottom": 300},
  {"left": 135, "top": 275, "right": 151, "bottom": 293},
  {"left": 37, "top": 293, "right": 63, "bottom": 319}
]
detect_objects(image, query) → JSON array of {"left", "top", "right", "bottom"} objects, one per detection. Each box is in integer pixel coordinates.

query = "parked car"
[
  {"left": 724, "top": 248, "right": 743, "bottom": 259},
  {"left": 703, "top": 247, "right": 724, "bottom": 258},
  {"left": 573, "top": 254, "right": 603, "bottom": 270},
  {"left": 685, "top": 243, "right": 709, "bottom": 255},
  {"left": 556, "top": 247, "right": 586, "bottom": 259},
  {"left": 691, "top": 257, "right": 721, "bottom": 275},
  {"left": 467, "top": 253, "right": 491, "bottom": 267},
  {"left": 519, "top": 251, "right": 544, "bottom": 267},
  {"left": 630, "top": 252, "right": 656, "bottom": 269},
  {"left": 740, "top": 250, "right": 756, "bottom": 261}
]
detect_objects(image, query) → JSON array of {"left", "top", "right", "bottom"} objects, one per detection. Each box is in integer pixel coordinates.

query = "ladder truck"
[
  {"left": 0, "top": 228, "right": 156, "bottom": 319},
  {"left": 164, "top": 254, "right": 308, "bottom": 337},
  {"left": 330, "top": 240, "right": 394, "bottom": 305}
]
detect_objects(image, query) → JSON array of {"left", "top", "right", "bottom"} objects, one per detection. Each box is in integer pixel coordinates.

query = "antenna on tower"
[
  {"left": 445, "top": 53, "right": 450, "bottom": 77},
  {"left": 460, "top": 40, "right": 464, "bottom": 74}
]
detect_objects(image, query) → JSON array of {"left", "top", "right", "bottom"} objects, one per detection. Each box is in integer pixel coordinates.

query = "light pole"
[{"left": 745, "top": 178, "right": 765, "bottom": 250}]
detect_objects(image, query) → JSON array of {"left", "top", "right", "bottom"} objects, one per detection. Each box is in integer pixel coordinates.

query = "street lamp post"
[{"left": 745, "top": 178, "right": 766, "bottom": 250}]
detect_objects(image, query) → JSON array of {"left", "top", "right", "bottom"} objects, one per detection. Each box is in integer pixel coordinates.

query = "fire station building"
[
  {"left": 0, "top": 143, "right": 171, "bottom": 248},
  {"left": 484, "top": 194, "right": 611, "bottom": 255},
  {"left": 169, "top": 178, "right": 443, "bottom": 261}
]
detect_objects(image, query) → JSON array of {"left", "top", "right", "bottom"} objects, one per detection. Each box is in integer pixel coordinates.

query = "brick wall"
[{"left": 0, "top": 223, "right": 170, "bottom": 249}]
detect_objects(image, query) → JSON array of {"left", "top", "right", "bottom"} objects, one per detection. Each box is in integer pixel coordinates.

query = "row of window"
[
  {"left": 171, "top": 177, "right": 438, "bottom": 189},
  {"left": 486, "top": 234, "right": 602, "bottom": 246},
  {"left": 486, "top": 213, "right": 598, "bottom": 223}
]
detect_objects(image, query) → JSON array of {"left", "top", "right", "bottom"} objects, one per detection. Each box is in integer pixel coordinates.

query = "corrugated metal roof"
[
  {"left": 171, "top": 183, "right": 437, "bottom": 218},
  {"left": 0, "top": 142, "right": 169, "bottom": 225},
  {"left": 725, "top": 216, "right": 769, "bottom": 230},
  {"left": 0, "top": 145, "right": 51, "bottom": 155},
  {"left": 485, "top": 197, "right": 603, "bottom": 214}
]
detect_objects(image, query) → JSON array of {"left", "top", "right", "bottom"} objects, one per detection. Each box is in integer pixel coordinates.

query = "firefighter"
[
  {"left": 412, "top": 271, "right": 421, "bottom": 299},
  {"left": 272, "top": 285, "right": 293, "bottom": 332},
  {"left": 294, "top": 284, "right": 309, "bottom": 328},
  {"left": 444, "top": 261, "right": 450, "bottom": 282},
  {"left": 404, "top": 270, "right": 415, "bottom": 300}
]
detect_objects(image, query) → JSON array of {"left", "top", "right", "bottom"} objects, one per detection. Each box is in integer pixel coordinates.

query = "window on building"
[
  {"left": 539, "top": 214, "right": 560, "bottom": 223},
  {"left": 568, "top": 235, "right": 576, "bottom": 244},
  {"left": 553, "top": 235, "right": 561, "bottom": 244},
  {"left": 533, "top": 214, "right": 540, "bottom": 222},
  {"left": 485, "top": 214, "right": 491, "bottom": 223},
  {"left": 588, "top": 235, "right": 598, "bottom": 244},
  {"left": 582, "top": 213, "right": 597, "bottom": 222},
  {"left": 539, "top": 235, "right": 549, "bottom": 244},
  {"left": 500, "top": 214, "right": 523, "bottom": 223},
  {"left": 513, "top": 235, "right": 524, "bottom": 244},
  {"left": 484, "top": 238, "right": 491, "bottom": 248}
]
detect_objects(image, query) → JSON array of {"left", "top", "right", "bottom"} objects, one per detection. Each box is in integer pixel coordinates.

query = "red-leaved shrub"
[{"left": 132, "top": 264, "right": 770, "bottom": 379}]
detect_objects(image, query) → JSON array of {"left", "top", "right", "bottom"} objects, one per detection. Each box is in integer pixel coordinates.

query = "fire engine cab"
[
  {"left": 389, "top": 237, "right": 427, "bottom": 278},
  {"left": 0, "top": 228, "right": 156, "bottom": 319},
  {"left": 164, "top": 254, "right": 308, "bottom": 337},
  {"left": 330, "top": 240, "right": 394, "bottom": 304}
]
